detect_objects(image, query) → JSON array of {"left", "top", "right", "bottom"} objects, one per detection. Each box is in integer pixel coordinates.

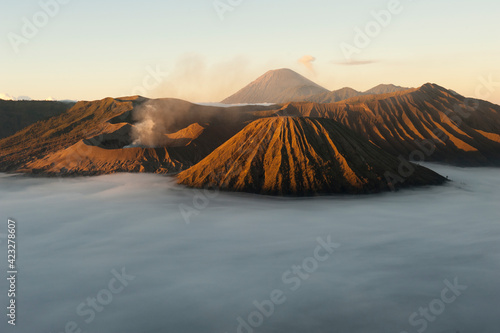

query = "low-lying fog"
[{"left": 0, "top": 164, "right": 498, "bottom": 333}]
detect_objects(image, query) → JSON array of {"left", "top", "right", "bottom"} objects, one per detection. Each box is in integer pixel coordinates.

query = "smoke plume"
[
  {"left": 128, "top": 102, "right": 185, "bottom": 148},
  {"left": 152, "top": 54, "right": 253, "bottom": 103},
  {"left": 298, "top": 55, "right": 316, "bottom": 73}
]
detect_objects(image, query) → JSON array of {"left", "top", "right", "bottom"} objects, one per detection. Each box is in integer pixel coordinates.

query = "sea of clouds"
[{"left": 0, "top": 163, "right": 498, "bottom": 333}]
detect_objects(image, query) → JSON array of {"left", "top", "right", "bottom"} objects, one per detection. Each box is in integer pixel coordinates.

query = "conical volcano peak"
[
  {"left": 178, "top": 116, "right": 446, "bottom": 196},
  {"left": 256, "top": 68, "right": 324, "bottom": 88},
  {"left": 221, "top": 69, "right": 329, "bottom": 104}
]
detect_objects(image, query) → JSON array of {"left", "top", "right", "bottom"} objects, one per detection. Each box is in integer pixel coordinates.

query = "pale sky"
[{"left": 1, "top": 0, "right": 499, "bottom": 104}]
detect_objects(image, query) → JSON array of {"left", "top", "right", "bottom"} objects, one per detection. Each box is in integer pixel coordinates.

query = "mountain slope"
[
  {"left": 178, "top": 117, "right": 446, "bottom": 195},
  {"left": 277, "top": 84, "right": 500, "bottom": 166},
  {"left": 222, "top": 69, "right": 329, "bottom": 104},
  {"left": 0, "top": 100, "right": 74, "bottom": 139},
  {"left": 0, "top": 97, "right": 138, "bottom": 173}
]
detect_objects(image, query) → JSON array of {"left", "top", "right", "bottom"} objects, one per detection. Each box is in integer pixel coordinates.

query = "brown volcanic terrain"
[
  {"left": 178, "top": 117, "right": 446, "bottom": 196},
  {"left": 0, "top": 97, "right": 138, "bottom": 174},
  {"left": 0, "top": 97, "right": 280, "bottom": 175},
  {"left": 277, "top": 84, "right": 500, "bottom": 166},
  {"left": 222, "top": 69, "right": 329, "bottom": 104},
  {"left": 1, "top": 77, "right": 499, "bottom": 177}
]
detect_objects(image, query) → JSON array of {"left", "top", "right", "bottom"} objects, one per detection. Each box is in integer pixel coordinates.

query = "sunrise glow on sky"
[{"left": 1, "top": 0, "right": 499, "bottom": 104}]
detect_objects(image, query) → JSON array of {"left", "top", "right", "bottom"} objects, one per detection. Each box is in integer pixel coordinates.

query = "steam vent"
[{"left": 177, "top": 117, "right": 447, "bottom": 196}]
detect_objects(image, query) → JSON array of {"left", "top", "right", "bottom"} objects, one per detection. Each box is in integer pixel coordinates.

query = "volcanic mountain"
[
  {"left": 2, "top": 82, "right": 499, "bottom": 176},
  {"left": 0, "top": 97, "right": 280, "bottom": 175},
  {"left": 276, "top": 83, "right": 500, "bottom": 166},
  {"left": 177, "top": 117, "right": 446, "bottom": 196},
  {"left": 221, "top": 68, "right": 329, "bottom": 104}
]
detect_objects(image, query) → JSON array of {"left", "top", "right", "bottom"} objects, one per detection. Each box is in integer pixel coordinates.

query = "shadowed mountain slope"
[
  {"left": 178, "top": 117, "right": 446, "bottom": 196},
  {"left": 0, "top": 100, "right": 74, "bottom": 139}
]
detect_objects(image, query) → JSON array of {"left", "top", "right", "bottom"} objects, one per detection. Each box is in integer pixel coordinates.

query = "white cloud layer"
[{"left": 0, "top": 164, "right": 499, "bottom": 332}]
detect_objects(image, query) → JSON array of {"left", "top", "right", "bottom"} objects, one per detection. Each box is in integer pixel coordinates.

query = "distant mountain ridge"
[
  {"left": 365, "top": 84, "right": 409, "bottom": 95},
  {"left": 303, "top": 84, "right": 410, "bottom": 104},
  {"left": 303, "top": 87, "right": 361, "bottom": 104},
  {"left": 221, "top": 68, "right": 410, "bottom": 104}
]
